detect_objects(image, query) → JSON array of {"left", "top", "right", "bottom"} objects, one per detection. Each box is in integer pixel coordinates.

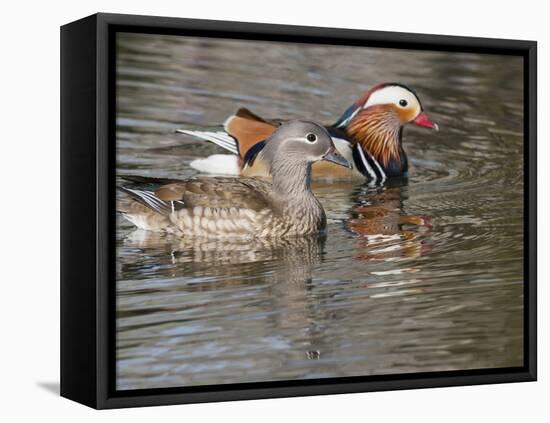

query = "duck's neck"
[
  {"left": 346, "top": 108, "right": 403, "bottom": 168},
  {"left": 270, "top": 159, "right": 313, "bottom": 199},
  {"left": 269, "top": 159, "right": 325, "bottom": 232}
]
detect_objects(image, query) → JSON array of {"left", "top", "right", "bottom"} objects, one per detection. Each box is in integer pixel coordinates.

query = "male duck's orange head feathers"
[{"left": 335, "top": 83, "right": 438, "bottom": 167}]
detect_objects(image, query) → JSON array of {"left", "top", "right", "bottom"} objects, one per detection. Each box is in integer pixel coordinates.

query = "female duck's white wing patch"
[
  {"left": 176, "top": 129, "right": 239, "bottom": 155},
  {"left": 190, "top": 154, "right": 240, "bottom": 175}
]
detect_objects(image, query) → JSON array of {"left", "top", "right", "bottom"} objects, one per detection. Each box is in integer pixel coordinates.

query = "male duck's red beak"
[{"left": 413, "top": 112, "right": 439, "bottom": 131}]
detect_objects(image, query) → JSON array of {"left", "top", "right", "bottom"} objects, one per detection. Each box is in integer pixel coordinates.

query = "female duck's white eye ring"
[
  {"left": 306, "top": 133, "right": 317, "bottom": 143},
  {"left": 399, "top": 99, "right": 408, "bottom": 107}
]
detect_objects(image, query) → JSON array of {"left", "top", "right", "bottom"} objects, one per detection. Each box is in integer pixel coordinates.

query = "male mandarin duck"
[
  {"left": 176, "top": 83, "right": 438, "bottom": 183},
  {"left": 118, "top": 121, "right": 351, "bottom": 238}
]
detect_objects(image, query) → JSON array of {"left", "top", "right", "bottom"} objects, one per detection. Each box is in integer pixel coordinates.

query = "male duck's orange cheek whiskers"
[{"left": 347, "top": 113, "right": 401, "bottom": 167}]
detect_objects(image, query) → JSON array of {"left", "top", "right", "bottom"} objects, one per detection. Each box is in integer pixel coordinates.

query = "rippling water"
[{"left": 115, "top": 33, "right": 524, "bottom": 390}]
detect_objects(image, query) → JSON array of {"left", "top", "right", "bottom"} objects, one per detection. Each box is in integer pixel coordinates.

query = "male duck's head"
[{"left": 335, "top": 83, "right": 438, "bottom": 167}]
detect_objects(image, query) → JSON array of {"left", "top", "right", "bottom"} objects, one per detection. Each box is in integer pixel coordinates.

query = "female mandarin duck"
[
  {"left": 176, "top": 83, "right": 438, "bottom": 183},
  {"left": 118, "top": 120, "right": 351, "bottom": 238}
]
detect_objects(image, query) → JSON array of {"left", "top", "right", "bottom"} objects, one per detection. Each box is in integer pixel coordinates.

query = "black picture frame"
[{"left": 60, "top": 12, "right": 537, "bottom": 409}]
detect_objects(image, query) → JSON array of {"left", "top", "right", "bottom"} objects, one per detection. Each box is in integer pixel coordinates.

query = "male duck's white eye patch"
[
  {"left": 364, "top": 85, "right": 420, "bottom": 111},
  {"left": 306, "top": 133, "right": 317, "bottom": 143}
]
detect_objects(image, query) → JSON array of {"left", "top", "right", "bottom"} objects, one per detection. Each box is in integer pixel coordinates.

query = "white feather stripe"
[
  {"left": 336, "top": 109, "right": 360, "bottom": 128},
  {"left": 368, "top": 152, "right": 387, "bottom": 183},
  {"left": 177, "top": 129, "right": 239, "bottom": 154},
  {"left": 201, "top": 132, "right": 234, "bottom": 150},
  {"left": 205, "top": 132, "right": 239, "bottom": 152},
  {"left": 356, "top": 146, "right": 377, "bottom": 180},
  {"left": 125, "top": 188, "right": 168, "bottom": 214}
]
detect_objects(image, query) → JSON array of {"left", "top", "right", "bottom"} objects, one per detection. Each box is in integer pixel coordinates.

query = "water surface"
[{"left": 115, "top": 33, "right": 524, "bottom": 390}]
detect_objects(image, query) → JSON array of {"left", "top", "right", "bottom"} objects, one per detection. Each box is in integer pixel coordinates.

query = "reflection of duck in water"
[
  {"left": 118, "top": 121, "right": 350, "bottom": 238},
  {"left": 118, "top": 226, "right": 328, "bottom": 363},
  {"left": 176, "top": 83, "right": 438, "bottom": 184},
  {"left": 119, "top": 229, "right": 325, "bottom": 285},
  {"left": 347, "top": 181, "right": 433, "bottom": 260}
]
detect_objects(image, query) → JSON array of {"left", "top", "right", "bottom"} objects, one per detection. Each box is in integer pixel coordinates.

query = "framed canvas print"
[{"left": 60, "top": 13, "right": 537, "bottom": 409}]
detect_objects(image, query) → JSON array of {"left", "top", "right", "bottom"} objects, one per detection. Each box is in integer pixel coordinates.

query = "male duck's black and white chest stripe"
[
  {"left": 349, "top": 142, "right": 408, "bottom": 182},
  {"left": 351, "top": 143, "right": 387, "bottom": 183}
]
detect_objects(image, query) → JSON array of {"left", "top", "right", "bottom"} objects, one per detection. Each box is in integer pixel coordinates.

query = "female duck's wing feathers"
[
  {"left": 120, "top": 174, "right": 185, "bottom": 187},
  {"left": 119, "top": 187, "right": 180, "bottom": 216},
  {"left": 156, "top": 178, "right": 272, "bottom": 210},
  {"left": 120, "top": 177, "right": 272, "bottom": 217}
]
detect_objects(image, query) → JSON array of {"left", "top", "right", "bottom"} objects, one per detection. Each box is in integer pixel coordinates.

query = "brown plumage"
[
  {"left": 119, "top": 120, "right": 351, "bottom": 238},
  {"left": 346, "top": 105, "right": 402, "bottom": 167},
  {"left": 225, "top": 108, "right": 277, "bottom": 159}
]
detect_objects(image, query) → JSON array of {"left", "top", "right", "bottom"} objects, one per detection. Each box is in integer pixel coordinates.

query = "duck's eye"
[
  {"left": 306, "top": 133, "right": 317, "bottom": 143},
  {"left": 399, "top": 99, "right": 408, "bottom": 107}
]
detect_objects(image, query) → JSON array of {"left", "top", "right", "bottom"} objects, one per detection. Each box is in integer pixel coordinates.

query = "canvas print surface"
[{"left": 115, "top": 32, "right": 524, "bottom": 391}]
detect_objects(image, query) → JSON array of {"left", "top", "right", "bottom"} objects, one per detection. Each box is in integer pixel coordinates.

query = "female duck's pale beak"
[
  {"left": 322, "top": 146, "right": 352, "bottom": 168},
  {"left": 413, "top": 111, "right": 439, "bottom": 131}
]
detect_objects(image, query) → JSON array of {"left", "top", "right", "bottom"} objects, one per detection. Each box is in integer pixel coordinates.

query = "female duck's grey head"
[{"left": 261, "top": 120, "right": 351, "bottom": 170}]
